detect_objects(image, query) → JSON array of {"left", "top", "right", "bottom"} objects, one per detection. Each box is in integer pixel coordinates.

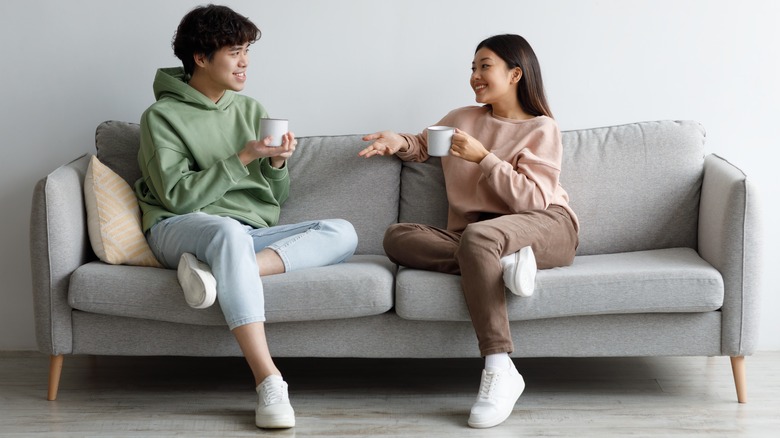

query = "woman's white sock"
[{"left": 485, "top": 353, "right": 511, "bottom": 370}]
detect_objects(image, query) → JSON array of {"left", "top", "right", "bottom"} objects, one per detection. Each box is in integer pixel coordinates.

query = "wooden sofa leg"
[
  {"left": 730, "top": 356, "right": 747, "bottom": 403},
  {"left": 48, "top": 354, "right": 64, "bottom": 401}
]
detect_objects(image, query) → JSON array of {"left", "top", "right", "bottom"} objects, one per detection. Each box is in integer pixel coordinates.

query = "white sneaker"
[
  {"left": 501, "top": 246, "right": 537, "bottom": 297},
  {"left": 468, "top": 361, "right": 525, "bottom": 429},
  {"left": 177, "top": 253, "right": 217, "bottom": 309},
  {"left": 256, "top": 375, "right": 295, "bottom": 429}
]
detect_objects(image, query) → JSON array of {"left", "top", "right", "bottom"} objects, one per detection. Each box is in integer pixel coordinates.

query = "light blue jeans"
[{"left": 147, "top": 213, "right": 358, "bottom": 329}]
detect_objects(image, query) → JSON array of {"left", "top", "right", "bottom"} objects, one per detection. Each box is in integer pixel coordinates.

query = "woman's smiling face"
[{"left": 470, "top": 47, "right": 520, "bottom": 107}]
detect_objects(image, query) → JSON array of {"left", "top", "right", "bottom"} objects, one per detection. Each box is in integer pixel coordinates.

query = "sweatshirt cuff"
[
  {"left": 260, "top": 157, "right": 289, "bottom": 180},
  {"left": 396, "top": 133, "right": 424, "bottom": 161},
  {"left": 479, "top": 152, "right": 503, "bottom": 176}
]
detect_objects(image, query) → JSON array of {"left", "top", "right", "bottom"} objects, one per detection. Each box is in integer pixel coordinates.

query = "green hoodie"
[{"left": 134, "top": 67, "right": 289, "bottom": 232}]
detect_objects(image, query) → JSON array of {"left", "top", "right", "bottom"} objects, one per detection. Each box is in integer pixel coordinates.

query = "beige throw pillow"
[{"left": 84, "top": 155, "right": 162, "bottom": 267}]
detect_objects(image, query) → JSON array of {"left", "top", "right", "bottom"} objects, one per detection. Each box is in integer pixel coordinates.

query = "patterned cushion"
[{"left": 83, "top": 155, "right": 162, "bottom": 267}]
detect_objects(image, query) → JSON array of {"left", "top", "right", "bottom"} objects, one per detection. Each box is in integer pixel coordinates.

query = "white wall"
[{"left": 2, "top": 0, "right": 777, "bottom": 350}]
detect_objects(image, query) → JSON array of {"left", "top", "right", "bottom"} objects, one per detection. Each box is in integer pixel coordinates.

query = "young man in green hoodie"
[{"left": 134, "top": 5, "right": 358, "bottom": 429}]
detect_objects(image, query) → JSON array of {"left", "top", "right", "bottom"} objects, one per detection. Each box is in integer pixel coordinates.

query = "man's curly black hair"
[{"left": 172, "top": 4, "right": 261, "bottom": 76}]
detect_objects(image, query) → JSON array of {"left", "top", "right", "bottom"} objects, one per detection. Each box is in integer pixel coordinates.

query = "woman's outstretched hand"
[{"left": 359, "top": 131, "right": 408, "bottom": 158}]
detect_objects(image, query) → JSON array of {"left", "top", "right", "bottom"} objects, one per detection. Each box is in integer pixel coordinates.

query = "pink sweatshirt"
[{"left": 398, "top": 106, "right": 579, "bottom": 232}]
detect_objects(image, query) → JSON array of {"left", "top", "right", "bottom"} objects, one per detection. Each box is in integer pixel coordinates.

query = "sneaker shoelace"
[
  {"left": 477, "top": 371, "right": 501, "bottom": 401},
  {"left": 261, "top": 379, "right": 289, "bottom": 405}
]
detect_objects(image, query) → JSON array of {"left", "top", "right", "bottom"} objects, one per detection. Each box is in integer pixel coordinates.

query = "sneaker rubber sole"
[
  {"left": 177, "top": 253, "right": 217, "bottom": 309},
  {"left": 504, "top": 246, "right": 536, "bottom": 297}
]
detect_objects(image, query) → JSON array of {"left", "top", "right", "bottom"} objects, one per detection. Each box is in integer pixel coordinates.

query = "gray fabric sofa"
[{"left": 30, "top": 120, "right": 762, "bottom": 403}]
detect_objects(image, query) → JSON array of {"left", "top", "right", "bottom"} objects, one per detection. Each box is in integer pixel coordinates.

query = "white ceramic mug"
[
  {"left": 260, "top": 118, "right": 289, "bottom": 147},
  {"left": 427, "top": 126, "right": 455, "bottom": 157}
]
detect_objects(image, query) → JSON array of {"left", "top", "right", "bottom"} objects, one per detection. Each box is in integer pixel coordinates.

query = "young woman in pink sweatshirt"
[{"left": 359, "top": 34, "right": 579, "bottom": 429}]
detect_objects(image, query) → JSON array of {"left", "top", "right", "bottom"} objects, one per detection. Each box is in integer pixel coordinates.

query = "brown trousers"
[{"left": 383, "top": 205, "right": 578, "bottom": 356}]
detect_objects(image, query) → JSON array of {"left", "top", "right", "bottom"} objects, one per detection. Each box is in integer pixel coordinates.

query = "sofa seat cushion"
[
  {"left": 395, "top": 248, "right": 723, "bottom": 322},
  {"left": 69, "top": 255, "right": 395, "bottom": 325}
]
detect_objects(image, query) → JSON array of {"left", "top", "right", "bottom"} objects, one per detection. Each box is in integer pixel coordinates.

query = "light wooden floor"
[{"left": 0, "top": 351, "right": 778, "bottom": 437}]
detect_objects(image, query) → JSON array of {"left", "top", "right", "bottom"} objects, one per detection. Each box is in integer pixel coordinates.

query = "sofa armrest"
[
  {"left": 698, "top": 154, "right": 763, "bottom": 356},
  {"left": 29, "top": 154, "right": 92, "bottom": 355}
]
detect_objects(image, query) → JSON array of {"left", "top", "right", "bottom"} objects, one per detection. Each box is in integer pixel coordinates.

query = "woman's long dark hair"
[{"left": 476, "top": 34, "right": 553, "bottom": 118}]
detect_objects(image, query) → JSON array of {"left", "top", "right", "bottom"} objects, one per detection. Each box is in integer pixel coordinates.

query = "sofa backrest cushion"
[
  {"left": 279, "top": 135, "right": 400, "bottom": 256},
  {"left": 398, "top": 120, "right": 706, "bottom": 256},
  {"left": 563, "top": 120, "right": 705, "bottom": 255},
  {"left": 95, "top": 123, "right": 400, "bottom": 256},
  {"left": 95, "top": 121, "right": 144, "bottom": 185},
  {"left": 398, "top": 158, "right": 449, "bottom": 230}
]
